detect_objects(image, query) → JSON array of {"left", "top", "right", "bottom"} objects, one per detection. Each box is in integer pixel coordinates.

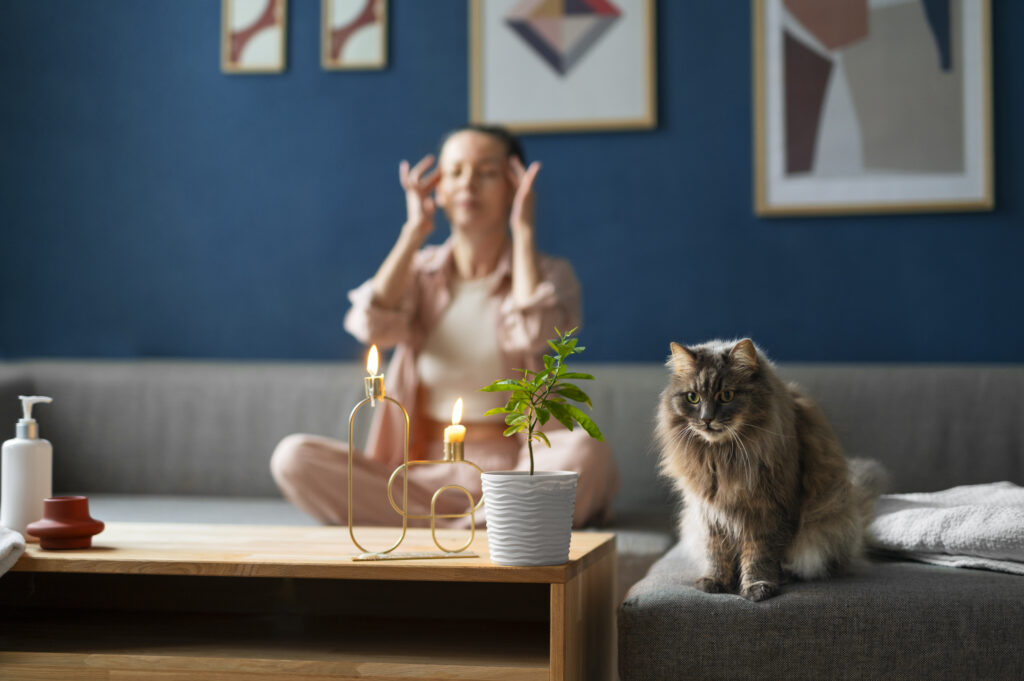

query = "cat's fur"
[{"left": 656, "top": 338, "right": 886, "bottom": 601}]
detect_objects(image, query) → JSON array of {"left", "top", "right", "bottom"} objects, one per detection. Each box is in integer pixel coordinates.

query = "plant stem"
[{"left": 525, "top": 354, "right": 562, "bottom": 476}]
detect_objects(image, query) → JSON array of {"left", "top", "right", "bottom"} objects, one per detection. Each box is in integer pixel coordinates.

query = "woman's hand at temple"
[
  {"left": 399, "top": 154, "right": 441, "bottom": 241},
  {"left": 371, "top": 155, "right": 441, "bottom": 310},
  {"left": 508, "top": 156, "right": 543, "bottom": 307},
  {"left": 508, "top": 156, "right": 541, "bottom": 236}
]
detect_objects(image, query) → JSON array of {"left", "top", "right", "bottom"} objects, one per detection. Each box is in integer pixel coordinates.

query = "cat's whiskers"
[
  {"left": 724, "top": 423, "right": 758, "bottom": 488},
  {"left": 670, "top": 425, "right": 698, "bottom": 453},
  {"left": 740, "top": 421, "right": 789, "bottom": 439}
]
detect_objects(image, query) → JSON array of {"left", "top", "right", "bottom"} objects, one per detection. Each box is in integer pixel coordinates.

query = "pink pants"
[{"left": 270, "top": 429, "right": 619, "bottom": 529}]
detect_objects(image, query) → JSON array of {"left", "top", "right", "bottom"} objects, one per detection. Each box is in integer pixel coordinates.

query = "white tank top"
[{"left": 416, "top": 277, "right": 509, "bottom": 423}]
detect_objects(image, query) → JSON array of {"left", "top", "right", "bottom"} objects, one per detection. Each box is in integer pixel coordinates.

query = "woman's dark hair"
[{"left": 439, "top": 124, "right": 526, "bottom": 163}]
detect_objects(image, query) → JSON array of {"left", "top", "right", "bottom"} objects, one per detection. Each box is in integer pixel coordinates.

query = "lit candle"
[
  {"left": 367, "top": 345, "right": 380, "bottom": 376},
  {"left": 365, "top": 345, "right": 384, "bottom": 404},
  {"left": 444, "top": 398, "right": 466, "bottom": 443}
]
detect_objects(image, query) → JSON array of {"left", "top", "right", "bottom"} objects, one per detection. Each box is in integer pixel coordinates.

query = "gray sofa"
[
  {"left": 0, "top": 359, "right": 679, "bottom": 602},
  {"left": 2, "top": 360, "right": 1022, "bottom": 679}
]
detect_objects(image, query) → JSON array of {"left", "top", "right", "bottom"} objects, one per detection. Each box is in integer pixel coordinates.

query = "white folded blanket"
[
  {"left": 0, "top": 527, "right": 27, "bottom": 577},
  {"left": 868, "top": 481, "right": 1024, "bottom": 575}
]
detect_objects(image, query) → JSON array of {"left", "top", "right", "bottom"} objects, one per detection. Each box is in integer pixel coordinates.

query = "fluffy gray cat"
[{"left": 656, "top": 339, "right": 885, "bottom": 601}]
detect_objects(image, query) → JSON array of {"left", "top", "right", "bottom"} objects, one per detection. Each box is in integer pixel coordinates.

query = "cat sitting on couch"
[{"left": 656, "top": 339, "right": 886, "bottom": 601}]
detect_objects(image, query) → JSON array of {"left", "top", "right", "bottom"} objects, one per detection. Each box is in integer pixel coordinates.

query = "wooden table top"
[{"left": 13, "top": 522, "right": 615, "bottom": 584}]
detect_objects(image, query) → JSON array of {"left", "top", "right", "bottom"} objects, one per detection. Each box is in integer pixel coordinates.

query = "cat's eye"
[
  {"left": 719, "top": 390, "right": 735, "bottom": 403},
  {"left": 685, "top": 392, "right": 701, "bottom": 404}
]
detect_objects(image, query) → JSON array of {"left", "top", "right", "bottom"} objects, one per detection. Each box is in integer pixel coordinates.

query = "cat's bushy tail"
[{"left": 848, "top": 457, "right": 889, "bottom": 528}]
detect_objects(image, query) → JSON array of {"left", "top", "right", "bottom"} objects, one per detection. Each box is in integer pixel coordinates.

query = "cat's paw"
[
  {"left": 740, "top": 582, "right": 779, "bottom": 602},
  {"left": 695, "top": 577, "right": 732, "bottom": 594}
]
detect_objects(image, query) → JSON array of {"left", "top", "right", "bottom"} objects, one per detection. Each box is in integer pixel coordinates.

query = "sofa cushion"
[
  {"left": 619, "top": 542, "right": 1024, "bottom": 681},
  {"left": 9, "top": 360, "right": 367, "bottom": 497},
  {"left": 780, "top": 365, "right": 1024, "bottom": 493},
  {"left": 85, "top": 494, "right": 318, "bottom": 526}
]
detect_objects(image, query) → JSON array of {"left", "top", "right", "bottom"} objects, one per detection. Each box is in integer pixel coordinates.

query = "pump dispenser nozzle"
[{"left": 17, "top": 395, "right": 52, "bottom": 439}]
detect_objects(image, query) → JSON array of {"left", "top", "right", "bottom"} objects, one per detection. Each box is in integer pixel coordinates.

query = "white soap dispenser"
[{"left": 1, "top": 396, "right": 54, "bottom": 539}]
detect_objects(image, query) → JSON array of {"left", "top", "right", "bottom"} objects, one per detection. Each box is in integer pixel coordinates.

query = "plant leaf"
[
  {"left": 537, "top": 407, "right": 550, "bottom": 425},
  {"left": 556, "top": 383, "right": 592, "bottom": 407},
  {"left": 565, "top": 404, "right": 604, "bottom": 441},
  {"left": 480, "top": 380, "right": 520, "bottom": 393},
  {"left": 484, "top": 407, "right": 516, "bottom": 416},
  {"left": 558, "top": 372, "right": 595, "bottom": 381},
  {"left": 535, "top": 431, "right": 551, "bottom": 448},
  {"left": 503, "top": 424, "right": 524, "bottom": 437},
  {"left": 546, "top": 401, "right": 575, "bottom": 431},
  {"left": 508, "top": 395, "right": 529, "bottom": 411}
]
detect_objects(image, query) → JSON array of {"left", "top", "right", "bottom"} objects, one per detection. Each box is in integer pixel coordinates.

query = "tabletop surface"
[{"left": 13, "top": 522, "right": 615, "bottom": 584}]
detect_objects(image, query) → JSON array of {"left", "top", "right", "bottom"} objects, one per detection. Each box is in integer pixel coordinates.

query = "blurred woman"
[{"left": 271, "top": 125, "right": 618, "bottom": 528}]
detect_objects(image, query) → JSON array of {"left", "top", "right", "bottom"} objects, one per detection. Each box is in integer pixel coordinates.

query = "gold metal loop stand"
[
  {"left": 348, "top": 375, "right": 484, "bottom": 561},
  {"left": 348, "top": 375, "right": 408, "bottom": 557}
]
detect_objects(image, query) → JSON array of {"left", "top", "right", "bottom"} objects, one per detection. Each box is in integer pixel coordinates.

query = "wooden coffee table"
[{"left": 0, "top": 523, "right": 616, "bottom": 680}]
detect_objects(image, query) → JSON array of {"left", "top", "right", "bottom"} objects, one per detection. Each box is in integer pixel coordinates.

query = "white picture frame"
[
  {"left": 753, "top": 0, "right": 993, "bottom": 216},
  {"left": 322, "top": 0, "right": 388, "bottom": 71},
  {"left": 221, "top": 0, "right": 287, "bottom": 74}
]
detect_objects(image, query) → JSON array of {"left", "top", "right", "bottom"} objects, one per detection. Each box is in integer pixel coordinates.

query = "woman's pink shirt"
[{"left": 343, "top": 237, "right": 582, "bottom": 468}]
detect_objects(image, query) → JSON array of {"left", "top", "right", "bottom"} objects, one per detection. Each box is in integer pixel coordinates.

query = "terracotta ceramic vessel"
[{"left": 26, "top": 496, "right": 104, "bottom": 549}]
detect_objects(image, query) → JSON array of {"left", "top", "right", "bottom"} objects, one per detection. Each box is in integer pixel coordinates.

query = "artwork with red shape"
[{"left": 229, "top": 0, "right": 284, "bottom": 65}]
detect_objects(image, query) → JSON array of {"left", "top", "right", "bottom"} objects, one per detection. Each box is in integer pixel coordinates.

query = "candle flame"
[
  {"left": 367, "top": 345, "right": 379, "bottom": 376},
  {"left": 451, "top": 397, "right": 463, "bottom": 426}
]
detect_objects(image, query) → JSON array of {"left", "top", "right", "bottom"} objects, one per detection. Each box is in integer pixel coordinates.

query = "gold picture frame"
[
  {"left": 470, "top": 0, "right": 657, "bottom": 134},
  {"left": 753, "top": 0, "right": 993, "bottom": 216},
  {"left": 221, "top": 0, "right": 287, "bottom": 74},
  {"left": 322, "top": 0, "right": 388, "bottom": 71}
]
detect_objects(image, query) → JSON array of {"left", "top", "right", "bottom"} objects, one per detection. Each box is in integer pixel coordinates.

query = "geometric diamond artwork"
[{"left": 505, "top": 0, "right": 621, "bottom": 76}]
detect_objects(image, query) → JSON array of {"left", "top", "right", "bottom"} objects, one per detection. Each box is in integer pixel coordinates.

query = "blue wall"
[{"left": 1, "top": 1, "right": 1021, "bottom": 362}]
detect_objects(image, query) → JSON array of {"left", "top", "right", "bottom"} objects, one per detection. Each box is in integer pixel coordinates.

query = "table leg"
[{"left": 550, "top": 547, "right": 616, "bottom": 681}]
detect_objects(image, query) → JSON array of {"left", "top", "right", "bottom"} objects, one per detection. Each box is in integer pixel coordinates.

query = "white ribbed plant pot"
[{"left": 481, "top": 470, "right": 577, "bottom": 566}]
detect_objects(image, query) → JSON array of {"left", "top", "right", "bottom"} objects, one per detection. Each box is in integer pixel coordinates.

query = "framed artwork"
[
  {"left": 322, "top": 0, "right": 388, "bottom": 70},
  {"left": 470, "top": 0, "right": 657, "bottom": 134},
  {"left": 221, "top": 0, "right": 287, "bottom": 74},
  {"left": 754, "top": 0, "right": 993, "bottom": 216}
]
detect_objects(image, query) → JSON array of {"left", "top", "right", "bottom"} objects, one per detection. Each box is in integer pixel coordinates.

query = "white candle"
[{"left": 444, "top": 398, "right": 466, "bottom": 443}]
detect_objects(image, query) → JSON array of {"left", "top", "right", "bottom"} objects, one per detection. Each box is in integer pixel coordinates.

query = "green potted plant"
[{"left": 479, "top": 328, "right": 604, "bottom": 566}]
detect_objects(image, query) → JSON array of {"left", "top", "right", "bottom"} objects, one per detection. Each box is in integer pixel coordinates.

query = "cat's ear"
[
  {"left": 730, "top": 339, "right": 759, "bottom": 376},
  {"left": 669, "top": 342, "right": 696, "bottom": 375}
]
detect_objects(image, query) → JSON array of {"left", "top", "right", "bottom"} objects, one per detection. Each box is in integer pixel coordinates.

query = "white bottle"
[{"left": 1, "top": 396, "right": 54, "bottom": 539}]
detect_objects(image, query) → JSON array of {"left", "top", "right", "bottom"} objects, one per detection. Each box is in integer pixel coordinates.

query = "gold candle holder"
[{"left": 347, "top": 348, "right": 483, "bottom": 561}]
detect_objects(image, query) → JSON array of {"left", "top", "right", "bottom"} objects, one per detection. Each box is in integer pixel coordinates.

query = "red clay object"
[{"left": 26, "top": 496, "right": 104, "bottom": 549}]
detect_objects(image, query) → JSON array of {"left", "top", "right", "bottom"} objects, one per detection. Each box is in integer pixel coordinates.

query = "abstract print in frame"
[
  {"left": 754, "top": 0, "right": 993, "bottom": 216},
  {"left": 471, "top": 0, "right": 657, "bottom": 134},
  {"left": 222, "top": 0, "right": 287, "bottom": 74},
  {"left": 322, "top": 0, "right": 388, "bottom": 70}
]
